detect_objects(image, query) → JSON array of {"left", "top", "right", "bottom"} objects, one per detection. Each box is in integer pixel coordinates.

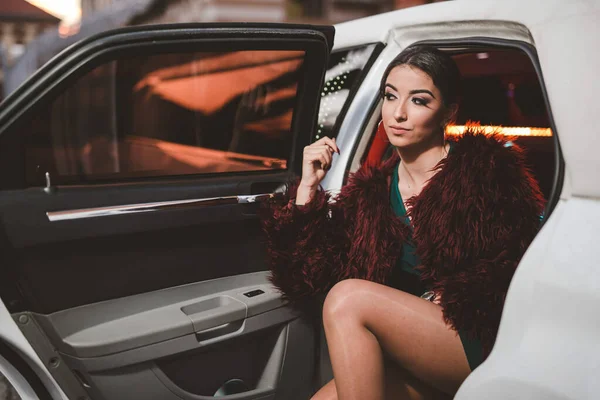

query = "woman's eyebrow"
[
  {"left": 409, "top": 89, "right": 435, "bottom": 98},
  {"left": 385, "top": 84, "right": 435, "bottom": 99}
]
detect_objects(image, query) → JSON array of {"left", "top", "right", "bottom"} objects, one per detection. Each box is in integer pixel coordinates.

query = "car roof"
[
  {"left": 333, "top": 0, "right": 589, "bottom": 50},
  {"left": 334, "top": 0, "right": 600, "bottom": 198}
]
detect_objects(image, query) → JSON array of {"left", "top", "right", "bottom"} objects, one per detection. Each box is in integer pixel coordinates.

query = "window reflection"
[
  {"left": 316, "top": 44, "right": 377, "bottom": 140},
  {"left": 25, "top": 50, "right": 305, "bottom": 186}
]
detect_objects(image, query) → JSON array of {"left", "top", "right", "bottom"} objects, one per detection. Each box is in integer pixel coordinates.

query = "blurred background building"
[
  {"left": 1, "top": 0, "right": 449, "bottom": 100},
  {"left": 0, "top": 0, "right": 60, "bottom": 101},
  {"left": 290, "top": 0, "right": 447, "bottom": 23}
]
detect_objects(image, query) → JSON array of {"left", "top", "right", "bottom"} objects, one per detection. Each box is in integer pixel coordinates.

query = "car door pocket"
[
  {"left": 181, "top": 296, "right": 247, "bottom": 336},
  {"left": 153, "top": 324, "right": 287, "bottom": 400}
]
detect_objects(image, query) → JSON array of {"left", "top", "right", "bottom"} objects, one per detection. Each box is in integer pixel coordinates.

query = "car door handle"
[
  {"left": 181, "top": 296, "right": 247, "bottom": 342},
  {"left": 236, "top": 193, "right": 276, "bottom": 204},
  {"left": 46, "top": 193, "right": 278, "bottom": 221}
]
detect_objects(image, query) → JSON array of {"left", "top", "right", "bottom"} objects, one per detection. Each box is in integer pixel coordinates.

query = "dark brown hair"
[{"left": 380, "top": 45, "right": 461, "bottom": 107}]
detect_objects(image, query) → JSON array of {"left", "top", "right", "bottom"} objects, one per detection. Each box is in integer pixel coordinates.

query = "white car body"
[
  {"left": 1, "top": 0, "right": 599, "bottom": 398},
  {"left": 326, "top": 1, "right": 600, "bottom": 399}
]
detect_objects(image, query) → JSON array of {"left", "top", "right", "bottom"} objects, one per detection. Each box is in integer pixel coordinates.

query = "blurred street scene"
[{"left": 1, "top": 0, "right": 448, "bottom": 102}]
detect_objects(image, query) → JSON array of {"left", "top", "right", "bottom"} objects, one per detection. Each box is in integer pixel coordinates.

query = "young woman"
[{"left": 262, "top": 45, "right": 545, "bottom": 399}]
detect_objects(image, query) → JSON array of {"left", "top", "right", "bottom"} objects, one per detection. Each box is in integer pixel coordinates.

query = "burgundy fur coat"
[{"left": 261, "top": 130, "right": 545, "bottom": 354}]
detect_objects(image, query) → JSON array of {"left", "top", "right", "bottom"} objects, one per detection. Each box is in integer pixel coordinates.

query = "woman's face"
[{"left": 381, "top": 65, "right": 448, "bottom": 149}]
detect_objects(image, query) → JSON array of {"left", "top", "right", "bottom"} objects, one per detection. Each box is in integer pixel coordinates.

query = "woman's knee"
[{"left": 323, "top": 279, "right": 371, "bottom": 324}]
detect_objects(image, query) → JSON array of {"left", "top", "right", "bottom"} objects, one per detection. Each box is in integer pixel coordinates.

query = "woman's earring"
[{"left": 377, "top": 120, "right": 389, "bottom": 142}]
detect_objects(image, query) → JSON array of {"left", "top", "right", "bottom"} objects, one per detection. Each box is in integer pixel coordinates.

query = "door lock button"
[{"left": 243, "top": 289, "right": 264, "bottom": 298}]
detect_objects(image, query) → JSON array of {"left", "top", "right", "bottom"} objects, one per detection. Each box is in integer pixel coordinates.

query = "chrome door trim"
[
  {"left": 321, "top": 41, "right": 402, "bottom": 191},
  {"left": 46, "top": 194, "right": 275, "bottom": 222}
]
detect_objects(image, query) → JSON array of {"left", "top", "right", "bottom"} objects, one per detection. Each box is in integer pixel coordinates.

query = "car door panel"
[
  {"left": 0, "top": 174, "right": 277, "bottom": 247},
  {"left": 0, "top": 173, "right": 282, "bottom": 314},
  {"left": 0, "top": 23, "right": 332, "bottom": 400},
  {"left": 35, "top": 273, "right": 286, "bottom": 359},
  {"left": 3, "top": 208, "right": 269, "bottom": 314},
  {"left": 15, "top": 272, "right": 312, "bottom": 400}
]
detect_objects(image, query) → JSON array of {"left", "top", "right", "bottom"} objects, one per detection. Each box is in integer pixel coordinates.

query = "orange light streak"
[{"left": 446, "top": 125, "right": 552, "bottom": 137}]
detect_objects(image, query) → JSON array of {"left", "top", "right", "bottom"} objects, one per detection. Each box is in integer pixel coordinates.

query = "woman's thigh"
[
  {"left": 323, "top": 279, "right": 471, "bottom": 395},
  {"left": 383, "top": 357, "right": 452, "bottom": 400},
  {"left": 313, "top": 361, "right": 451, "bottom": 400}
]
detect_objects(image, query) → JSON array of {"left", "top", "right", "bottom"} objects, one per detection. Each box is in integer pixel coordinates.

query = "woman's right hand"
[{"left": 296, "top": 137, "right": 340, "bottom": 206}]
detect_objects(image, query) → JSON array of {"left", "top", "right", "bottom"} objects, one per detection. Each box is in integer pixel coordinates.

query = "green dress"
[{"left": 389, "top": 159, "right": 484, "bottom": 371}]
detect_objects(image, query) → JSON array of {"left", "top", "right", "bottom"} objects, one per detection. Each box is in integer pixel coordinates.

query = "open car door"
[{"left": 0, "top": 23, "right": 333, "bottom": 400}]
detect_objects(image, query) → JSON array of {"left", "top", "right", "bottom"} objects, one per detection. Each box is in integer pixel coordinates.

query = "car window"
[
  {"left": 19, "top": 50, "right": 306, "bottom": 186},
  {"left": 449, "top": 48, "right": 555, "bottom": 200},
  {"left": 315, "top": 44, "right": 378, "bottom": 141},
  {"left": 370, "top": 46, "right": 556, "bottom": 202}
]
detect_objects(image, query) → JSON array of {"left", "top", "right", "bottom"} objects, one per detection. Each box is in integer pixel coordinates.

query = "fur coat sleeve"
[
  {"left": 261, "top": 158, "right": 410, "bottom": 308},
  {"left": 260, "top": 179, "right": 348, "bottom": 307}
]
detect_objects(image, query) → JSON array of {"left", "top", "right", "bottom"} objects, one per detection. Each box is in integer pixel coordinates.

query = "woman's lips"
[{"left": 389, "top": 126, "right": 411, "bottom": 135}]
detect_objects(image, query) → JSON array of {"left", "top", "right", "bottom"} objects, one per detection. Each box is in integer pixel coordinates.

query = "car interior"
[
  {"left": 313, "top": 44, "right": 557, "bottom": 389},
  {"left": 355, "top": 46, "right": 555, "bottom": 204},
  {"left": 0, "top": 25, "right": 335, "bottom": 400}
]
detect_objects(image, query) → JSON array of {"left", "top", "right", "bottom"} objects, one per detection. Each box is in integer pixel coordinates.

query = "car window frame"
[
  {"left": 21, "top": 48, "right": 307, "bottom": 186},
  {"left": 346, "top": 38, "right": 564, "bottom": 224},
  {"left": 315, "top": 42, "right": 384, "bottom": 142},
  {"left": 0, "top": 24, "right": 334, "bottom": 190}
]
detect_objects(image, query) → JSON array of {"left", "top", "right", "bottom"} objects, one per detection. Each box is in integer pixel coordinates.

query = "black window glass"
[
  {"left": 449, "top": 48, "right": 555, "bottom": 200},
  {"left": 22, "top": 50, "right": 305, "bottom": 186},
  {"left": 373, "top": 47, "right": 556, "bottom": 202}
]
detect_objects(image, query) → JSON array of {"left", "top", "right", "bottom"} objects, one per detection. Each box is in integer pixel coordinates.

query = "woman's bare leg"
[
  {"left": 312, "top": 379, "right": 337, "bottom": 400},
  {"left": 320, "top": 279, "right": 472, "bottom": 400},
  {"left": 312, "top": 360, "right": 451, "bottom": 400}
]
